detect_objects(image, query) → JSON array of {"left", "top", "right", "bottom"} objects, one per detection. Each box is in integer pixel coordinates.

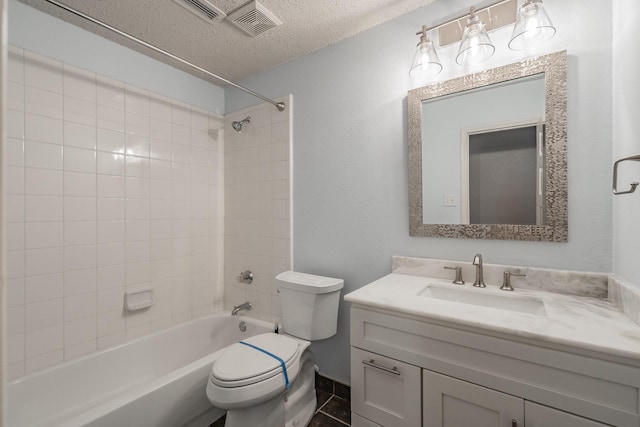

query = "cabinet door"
[
  {"left": 525, "top": 401, "right": 611, "bottom": 427},
  {"left": 351, "top": 347, "right": 421, "bottom": 427},
  {"left": 351, "top": 412, "right": 384, "bottom": 427},
  {"left": 423, "top": 370, "right": 523, "bottom": 427}
]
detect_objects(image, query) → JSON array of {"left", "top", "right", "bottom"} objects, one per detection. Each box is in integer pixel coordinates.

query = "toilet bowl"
[{"left": 206, "top": 271, "right": 343, "bottom": 427}]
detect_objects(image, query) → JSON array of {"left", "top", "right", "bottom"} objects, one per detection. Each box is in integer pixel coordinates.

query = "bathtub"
[{"left": 8, "top": 313, "right": 275, "bottom": 427}]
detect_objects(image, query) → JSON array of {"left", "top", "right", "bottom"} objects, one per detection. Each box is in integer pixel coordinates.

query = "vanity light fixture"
[
  {"left": 508, "top": 0, "right": 556, "bottom": 50},
  {"left": 410, "top": 0, "right": 557, "bottom": 77},
  {"left": 456, "top": 7, "right": 495, "bottom": 65},
  {"left": 410, "top": 25, "right": 443, "bottom": 78}
]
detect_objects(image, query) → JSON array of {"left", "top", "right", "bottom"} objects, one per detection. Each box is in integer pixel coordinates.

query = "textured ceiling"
[{"left": 19, "top": 0, "right": 436, "bottom": 86}]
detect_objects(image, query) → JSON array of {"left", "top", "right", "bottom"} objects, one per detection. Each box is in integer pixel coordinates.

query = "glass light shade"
[
  {"left": 456, "top": 14, "right": 495, "bottom": 65},
  {"left": 509, "top": 0, "right": 556, "bottom": 50},
  {"left": 410, "top": 37, "right": 442, "bottom": 78}
]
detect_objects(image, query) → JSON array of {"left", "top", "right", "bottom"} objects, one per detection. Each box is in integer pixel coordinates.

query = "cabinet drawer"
[
  {"left": 351, "top": 347, "right": 421, "bottom": 427},
  {"left": 525, "top": 401, "right": 612, "bottom": 427}
]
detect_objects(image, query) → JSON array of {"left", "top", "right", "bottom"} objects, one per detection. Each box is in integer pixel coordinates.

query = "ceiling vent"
[
  {"left": 174, "top": 0, "right": 226, "bottom": 23},
  {"left": 227, "top": 0, "right": 283, "bottom": 37}
]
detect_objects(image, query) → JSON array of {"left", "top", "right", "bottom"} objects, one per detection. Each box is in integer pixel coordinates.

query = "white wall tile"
[
  {"left": 7, "top": 138, "right": 24, "bottom": 166},
  {"left": 6, "top": 166, "right": 24, "bottom": 195},
  {"left": 97, "top": 243, "right": 125, "bottom": 268},
  {"left": 64, "top": 294, "right": 96, "bottom": 322},
  {"left": 97, "top": 152, "right": 125, "bottom": 176},
  {"left": 63, "top": 268, "right": 97, "bottom": 296},
  {"left": 125, "top": 156, "right": 149, "bottom": 178},
  {"left": 150, "top": 98, "right": 171, "bottom": 121},
  {"left": 64, "top": 222, "right": 97, "bottom": 246},
  {"left": 25, "top": 299, "right": 63, "bottom": 331},
  {"left": 97, "top": 310, "right": 125, "bottom": 337},
  {"left": 25, "top": 195, "right": 63, "bottom": 222},
  {"left": 5, "top": 78, "right": 21, "bottom": 114},
  {"left": 25, "top": 273, "right": 63, "bottom": 304},
  {"left": 8, "top": 278, "right": 25, "bottom": 307},
  {"left": 25, "top": 168, "right": 63, "bottom": 195},
  {"left": 8, "top": 306, "right": 25, "bottom": 336},
  {"left": 25, "top": 86, "right": 63, "bottom": 119},
  {"left": 97, "top": 128, "right": 124, "bottom": 153},
  {"left": 97, "top": 175, "right": 125, "bottom": 198},
  {"left": 63, "top": 65, "right": 96, "bottom": 102},
  {"left": 97, "top": 104, "right": 125, "bottom": 131},
  {"left": 64, "top": 245, "right": 97, "bottom": 271},
  {"left": 25, "top": 222, "right": 63, "bottom": 249},
  {"left": 97, "top": 198, "right": 124, "bottom": 221},
  {"left": 97, "top": 221, "right": 125, "bottom": 244},
  {"left": 64, "top": 96, "right": 96, "bottom": 126},
  {"left": 25, "top": 114, "right": 63, "bottom": 145},
  {"left": 8, "top": 48, "right": 24, "bottom": 84},
  {"left": 64, "top": 147, "right": 96, "bottom": 173},
  {"left": 8, "top": 49, "right": 229, "bottom": 378},
  {"left": 150, "top": 139, "right": 172, "bottom": 160},
  {"left": 97, "top": 265, "right": 125, "bottom": 290},
  {"left": 125, "top": 88, "right": 149, "bottom": 116},
  {"left": 64, "top": 122, "right": 96, "bottom": 150},
  {"left": 25, "top": 247, "right": 63, "bottom": 277},
  {"left": 25, "top": 350, "right": 63, "bottom": 374},
  {"left": 65, "top": 340, "right": 97, "bottom": 361},
  {"left": 24, "top": 52, "right": 63, "bottom": 93},
  {"left": 97, "top": 76, "right": 124, "bottom": 110},
  {"left": 97, "top": 287, "right": 124, "bottom": 314},
  {"left": 7, "top": 110, "right": 24, "bottom": 139},
  {"left": 64, "top": 197, "right": 97, "bottom": 221},
  {"left": 64, "top": 172, "right": 96, "bottom": 197}
]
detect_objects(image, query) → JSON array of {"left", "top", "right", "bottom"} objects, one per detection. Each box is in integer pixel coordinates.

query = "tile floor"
[{"left": 210, "top": 373, "right": 351, "bottom": 426}]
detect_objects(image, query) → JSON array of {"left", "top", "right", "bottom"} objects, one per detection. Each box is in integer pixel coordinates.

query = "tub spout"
[{"left": 232, "top": 301, "right": 251, "bottom": 316}]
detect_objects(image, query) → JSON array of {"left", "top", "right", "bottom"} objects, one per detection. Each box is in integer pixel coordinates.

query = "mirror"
[{"left": 408, "top": 51, "right": 567, "bottom": 241}]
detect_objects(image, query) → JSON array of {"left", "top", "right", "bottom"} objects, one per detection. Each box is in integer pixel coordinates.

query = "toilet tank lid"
[{"left": 276, "top": 271, "right": 344, "bottom": 294}]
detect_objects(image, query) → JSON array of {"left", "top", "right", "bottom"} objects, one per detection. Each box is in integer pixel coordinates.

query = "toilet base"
[{"left": 223, "top": 350, "right": 316, "bottom": 427}]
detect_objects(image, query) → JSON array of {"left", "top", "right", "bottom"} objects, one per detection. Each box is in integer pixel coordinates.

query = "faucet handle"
[
  {"left": 501, "top": 271, "right": 525, "bottom": 291},
  {"left": 444, "top": 266, "right": 465, "bottom": 285}
]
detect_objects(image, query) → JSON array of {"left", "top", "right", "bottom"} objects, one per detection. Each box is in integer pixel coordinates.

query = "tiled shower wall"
[
  {"left": 6, "top": 47, "right": 225, "bottom": 379},
  {"left": 223, "top": 100, "right": 292, "bottom": 324}
]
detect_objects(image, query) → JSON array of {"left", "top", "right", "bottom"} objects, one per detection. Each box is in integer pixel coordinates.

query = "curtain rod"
[{"left": 44, "top": 0, "right": 286, "bottom": 112}]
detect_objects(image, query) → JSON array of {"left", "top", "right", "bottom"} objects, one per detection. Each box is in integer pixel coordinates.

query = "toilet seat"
[
  {"left": 207, "top": 333, "right": 307, "bottom": 410},
  {"left": 211, "top": 333, "right": 300, "bottom": 388}
]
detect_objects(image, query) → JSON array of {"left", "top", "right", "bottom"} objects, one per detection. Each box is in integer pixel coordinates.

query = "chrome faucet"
[
  {"left": 472, "top": 254, "right": 486, "bottom": 288},
  {"left": 231, "top": 301, "right": 252, "bottom": 316}
]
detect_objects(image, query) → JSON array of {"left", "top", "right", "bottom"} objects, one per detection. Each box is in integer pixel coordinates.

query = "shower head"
[{"left": 231, "top": 116, "right": 251, "bottom": 133}]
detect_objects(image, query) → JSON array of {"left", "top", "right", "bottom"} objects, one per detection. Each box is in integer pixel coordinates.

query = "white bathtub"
[{"left": 8, "top": 313, "right": 274, "bottom": 427}]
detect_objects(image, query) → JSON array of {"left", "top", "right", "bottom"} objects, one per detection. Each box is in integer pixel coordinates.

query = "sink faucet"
[
  {"left": 231, "top": 301, "right": 251, "bottom": 316},
  {"left": 472, "top": 254, "right": 486, "bottom": 288}
]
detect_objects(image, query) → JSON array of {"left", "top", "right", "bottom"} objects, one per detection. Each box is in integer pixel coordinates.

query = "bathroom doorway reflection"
[{"left": 462, "top": 123, "right": 545, "bottom": 225}]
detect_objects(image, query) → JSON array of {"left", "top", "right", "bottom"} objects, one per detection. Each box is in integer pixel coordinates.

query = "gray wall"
[
  {"left": 226, "top": 0, "right": 613, "bottom": 383},
  {"left": 613, "top": 0, "right": 640, "bottom": 285}
]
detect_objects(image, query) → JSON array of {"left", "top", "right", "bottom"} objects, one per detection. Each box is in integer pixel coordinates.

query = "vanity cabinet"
[
  {"left": 350, "top": 307, "right": 639, "bottom": 427},
  {"left": 351, "top": 347, "right": 421, "bottom": 427},
  {"left": 423, "top": 370, "right": 609, "bottom": 427}
]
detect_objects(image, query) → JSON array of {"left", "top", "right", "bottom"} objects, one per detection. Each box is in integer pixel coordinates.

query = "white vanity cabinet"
[
  {"left": 423, "top": 370, "right": 609, "bottom": 427},
  {"left": 350, "top": 306, "right": 640, "bottom": 427},
  {"left": 351, "top": 347, "right": 421, "bottom": 427}
]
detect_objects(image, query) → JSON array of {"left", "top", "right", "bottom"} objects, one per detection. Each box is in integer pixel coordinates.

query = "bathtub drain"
[{"left": 239, "top": 321, "right": 247, "bottom": 332}]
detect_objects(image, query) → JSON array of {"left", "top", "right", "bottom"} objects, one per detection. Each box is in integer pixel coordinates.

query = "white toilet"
[{"left": 206, "top": 271, "right": 344, "bottom": 427}]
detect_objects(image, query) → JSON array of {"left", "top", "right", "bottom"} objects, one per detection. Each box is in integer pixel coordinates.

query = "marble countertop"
[{"left": 344, "top": 273, "right": 640, "bottom": 365}]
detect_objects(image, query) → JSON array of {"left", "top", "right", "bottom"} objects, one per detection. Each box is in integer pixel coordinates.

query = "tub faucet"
[
  {"left": 232, "top": 301, "right": 252, "bottom": 316},
  {"left": 472, "top": 254, "right": 486, "bottom": 288}
]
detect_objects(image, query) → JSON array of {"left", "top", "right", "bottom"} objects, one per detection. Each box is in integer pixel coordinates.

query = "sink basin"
[{"left": 419, "top": 284, "right": 547, "bottom": 316}]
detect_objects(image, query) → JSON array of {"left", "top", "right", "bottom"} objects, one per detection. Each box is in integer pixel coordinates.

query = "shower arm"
[{"left": 43, "top": 0, "right": 286, "bottom": 112}]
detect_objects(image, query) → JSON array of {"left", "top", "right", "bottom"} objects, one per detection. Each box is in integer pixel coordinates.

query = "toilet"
[{"left": 206, "top": 271, "right": 344, "bottom": 427}]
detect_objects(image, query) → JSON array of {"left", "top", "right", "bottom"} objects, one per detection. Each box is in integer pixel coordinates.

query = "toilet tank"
[{"left": 276, "top": 271, "right": 344, "bottom": 340}]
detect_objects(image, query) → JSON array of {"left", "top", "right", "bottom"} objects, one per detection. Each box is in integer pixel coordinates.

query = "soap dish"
[{"left": 124, "top": 288, "right": 155, "bottom": 311}]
